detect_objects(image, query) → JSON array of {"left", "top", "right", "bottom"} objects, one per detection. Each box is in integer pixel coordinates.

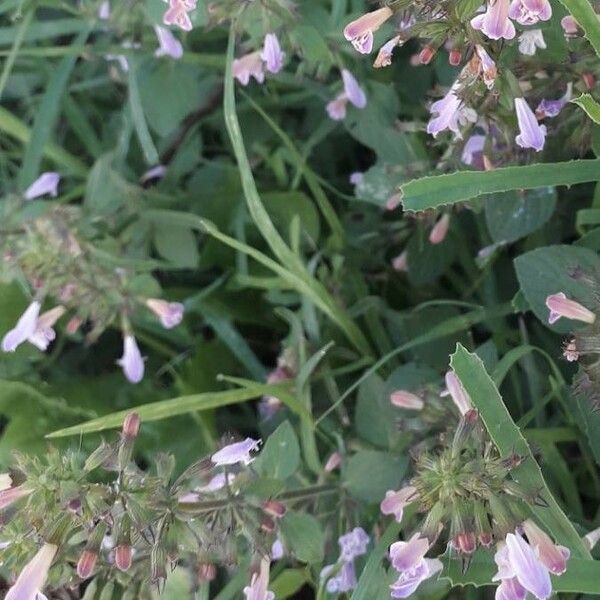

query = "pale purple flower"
[
  {"left": 243, "top": 558, "right": 274, "bottom": 600},
  {"left": 342, "top": 69, "right": 367, "bottom": 108},
  {"left": 117, "top": 334, "right": 145, "bottom": 384},
  {"left": 494, "top": 533, "right": 553, "bottom": 599},
  {"left": 389, "top": 533, "right": 430, "bottom": 572},
  {"left": 232, "top": 51, "right": 265, "bottom": 86},
  {"left": 28, "top": 306, "right": 65, "bottom": 351},
  {"left": 495, "top": 577, "right": 527, "bottom": 600},
  {"left": 390, "top": 558, "right": 442, "bottom": 598},
  {"left": 0, "top": 473, "right": 12, "bottom": 491},
  {"left": 320, "top": 561, "right": 357, "bottom": 593},
  {"left": 140, "top": 164, "right": 167, "bottom": 184},
  {"left": 509, "top": 0, "right": 552, "bottom": 25},
  {"left": 561, "top": 15, "right": 579, "bottom": 35},
  {"left": 514, "top": 98, "right": 546, "bottom": 152},
  {"left": 536, "top": 83, "right": 572, "bottom": 118},
  {"left": 145, "top": 298, "right": 184, "bottom": 329},
  {"left": 211, "top": 438, "right": 260, "bottom": 466},
  {"left": 521, "top": 520, "right": 570, "bottom": 575},
  {"left": 374, "top": 36, "right": 402, "bottom": 68},
  {"left": 475, "top": 45, "right": 497, "bottom": 89},
  {"left": 98, "top": 1, "right": 110, "bottom": 19},
  {"left": 326, "top": 95, "right": 348, "bottom": 121},
  {"left": 471, "top": 0, "right": 516, "bottom": 40},
  {"left": 5, "top": 543, "right": 57, "bottom": 600},
  {"left": 429, "top": 213, "right": 450, "bottom": 245},
  {"left": 390, "top": 390, "right": 424, "bottom": 410},
  {"left": 343, "top": 7, "right": 394, "bottom": 54},
  {"left": 427, "top": 82, "right": 477, "bottom": 139},
  {"left": 545, "top": 292, "right": 596, "bottom": 324},
  {"left": 23, "top": 172, "right": 60, "bottom": 200},
  {"left": 349, "top": 172, "right": 364, "bottom": 186},
  {"left": 461, "top": 134, "right": 486, "bottom": 166},
  {"left": 518, "top": 29, "right": 546, "bottom": 56},
  {"left": 271, "top": 538, "right": 284, "bottom": 560},
  {"left": 154, "top": 26, "right": 183, "bottom": 59},
  {"left": 380, "top": 486, "right": 418, "bottom": 522},
  {"left": 443, "top": 371, "right": 473, "bottom": 416},
  {"left": 324, "top": 451, "right": 342, "bottom": 472},
  {"left": 2, "top": 301, "right": 41, "bottom": 352},
  {"left": 261, "top": 33, "right": 285, "bottom": 74},
  {"left": 163, "top": 0, "right": 193, "bottom": 32},
  {"left": 338, "top": 527, "right": 369, "bottom": 561}
]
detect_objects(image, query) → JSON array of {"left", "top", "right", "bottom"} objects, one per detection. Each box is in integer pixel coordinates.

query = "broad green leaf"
[
  {"left": 153, "top": 223, "right": 199, "bottom": 268},
  {"left": 270, "top": 568, "right": 309, "bottom": 599},
  {"left": 400, "top": 159, "right": 600, "bottom": 211},
  {"left": 569, "top": 374, "right": 600, "bottom": 466},
  {"left": 571, "top": 93, "right": 600, "bottom": 124},
  {"left": 449, "top": 345, "right": 591, "bottom": 558},
  {"left": 255, "top": 421, "right": 300, "bottom": 480},
  {"left": 355, "top": 373, "right": 399, "bottom": 448},
  {"left": 280, "top": 511, "right": 324, "bottom": 564},
  {"left": 353, "top": 162, "right": 405, "bottom": 207},
  {"left": 514, "top": 244, "right": 600, "bottom": 333}
]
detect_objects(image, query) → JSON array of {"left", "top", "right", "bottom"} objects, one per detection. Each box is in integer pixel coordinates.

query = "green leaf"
[
  {"left": 571, "top": 93, "right": 600, "bottom": 124},
  {"left": 400, "top": 159, "right": 600, "bottom": 211},
  {"left": 270, "top": 568, "right": 310, "bottom": 599},
  {"left": 569, "top": 374, "right": 600, "bottom": 466},
  {"left": 280, "top": 511, "right": 324, "bottom": 564},
  {"left": 255, "top": 421, "right": 300, "bottom": 480},
  {"left": 153, "top": 223, "right": 199, "bottom": 268},
  {"left": 514, "top": 244, "right": 600, "bottom": 333},
  {"left": 557, "top": 0, "right": 600, "bottom": 57},
  {"left": 344, "top": 450, "right": 407, "bottom": 503},
  {"left": 449, "top": 345, "right": 591, "bottom": 558},
  {"left": 355, "top": 373, "right": 399, "bottom": 448},
  {"left": 484, "top": 188, "right": 557, "bottom": 244}
]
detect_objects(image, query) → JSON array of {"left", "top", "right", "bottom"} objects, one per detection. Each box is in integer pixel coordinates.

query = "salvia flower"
[
  {"left": 338, "top": 527, "right": 370, "bottom": 561},
  {"left": 23, "top": 172, "right": 60, "bottom": 200},
  {"left": 233, "top": 51, "right": 265, "bottom": 86},
  {"left": 471, "top": 0, "right": 516, "bottom": 40},
  {"left": 380, "top": 486, "right": 419, "bottom": 522},
  {"left": 244, "top": 558, "right": 274, "bottom": 600},
  {"left": 341, "top": 69, "right": 367, "bottom": 109},
  {"left": 461, "top": 134, "right": 486, "bottom": 166},
  {"left": 98, "top": 1, "right": 110, "bottom": 19},
  {"left": 211, "top": 438, "right": 260, "bottom": 466},
  {"left": 521, "top": 520, "right": 570, "bottom": 575},
  {"left": 28, "top": 306, "right": 65, "bottom": 351},
  {"left": 429, "top": 214, "right": 450, "bottom": 245},
  {"left": 536, "top": 83, "right": 572, "bottom": 118},
  {"left": 545, "top": 292, "right": 596, "bottom": 325},
  {"left": 2, "top": 301, "right": 41, "bottom": 353},
  {"left": 373, "top": 36, "right": 402, "bottom": 68},
  {"left": 390, "top": 390, "right": 424, "bottom": 410},
  {"left": 6, "top": 543, "right": 57, "bottom": 600},
  {"left": 390, "top": 558, "right": 443, "bottom": 598},
  {"left": 508, "top": 0, "right": 552, "bottom": 25},
  {"left": 343, "top": 7, "right": 394, "bottom": 54},
  {"left": 162, "top": 0, "right": 194, "bottom": 32},
  {"left": 326, "top": 95, "right": 348, "bottom": 121},
  {"left": 514, "top": 98, "right": 546, "bottom": 152},
  {"left": 389, "top": 533, "right": 430, "bottom": 572},
  {"left": 154, "top": 26, "right": 183, "bottom": 59},
  {"left": 261, "top": 33, "right": 285, "bottom": 74},
  {"left": 443, "top": 371, "right": 473, "bottom": 415},
  {"left": 117, "top": 334, "right": 145, "bottom": 384},
  {"left": 320, "top": 561, "right": 357, "bottom": 594},
  {"left": 145, "top": 298, "right": 184, "bottom": 328},
  {"left": 518, "top": 29, "right": 546, "bottom": 56},
  {"left": 495, "top": 576, "right": 527, "bottom": 600},
  {"left": 427, "top": 82, "right": 477, "bottom": 139}
]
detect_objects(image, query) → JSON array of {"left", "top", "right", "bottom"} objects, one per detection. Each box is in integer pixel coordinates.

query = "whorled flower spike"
[
  {"left": 261, "top": 33, "right": 285, "bottom": 74},
  {"left": 470, "top": 0, "right": 516, "bottom": 40},
  {"left": 117, "top": 334, "right": 145, "bottom": 384},
  {"left": 545, "top": 292, "right": 596, "bottom": 325},
  {"left": 5, "top": 543, "right": 57, "bottom": 600},
  {"left": 380, "top": 486, "right": 419, "bottom": 522},
  {"left": 154, "top": 26, "right": 183, "bottom": 59},
  {"left": 514, "top": 98, "right": 546, "bottom": 152},
  {"left": 2, "top": 301, "right": 41, "bottom": 353},
  {"left": 343, "top": 7, "right": 394, "bottom": 54},
  {"left": 211, "top": 438, "right": 260, "bottom": 466},
  {"left": 23, "top": 172, "right": 60, "bottom": 200}
]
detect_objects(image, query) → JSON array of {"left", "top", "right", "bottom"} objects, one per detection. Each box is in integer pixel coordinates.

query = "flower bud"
[
  {"left": 448, "top": 48, "right": 462, "bottom": 66},
  {"left": 77, "top": 550, "right": 98, "bottom": 579},
  {"left": 390, "top": 390, "right": 424, "bottom": 410},
  {"left": 478, "top": 531, "right": 493, "bottom": 547},
  {"left": 419, "top": 46, "right": 435, "bottom": 65},
  {"left": 262, "top": 500, "right": 286, "bottom": 518},
  {"left": 583, "top": 72, "right": 596, "bottom": 90},
  {"left": 198, "top": 562, "right": 217, "bottom": 582},
  {"left": 122, "top": 413, "right": 140, "bottom": 439},
  {"left": 324, "top": 451, "right": 342, "bottom": 472},
  {"left": 115, "top": 544, "right": 133, "bottom": 571},
  {"left": 455, "top": 531, "right": 477, "bottom": 555},
  {"left": 260, "top": 515, "right": 276, "bottom": 533}
]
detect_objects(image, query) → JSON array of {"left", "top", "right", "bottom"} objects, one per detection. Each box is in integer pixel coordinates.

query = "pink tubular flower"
[
  {"left": 326, "top": 95, "right": 348, "bottom": 121},
  {"left": 521, "top": 520, "right": 570, "bottom": 575},
  {"left": 2, "top": 301, "right": 41, "bottom": 352},
  {"left": 145, "top": 298, "right": 184, "bottom": 329},
  {"left": 343, "top": 7, "right": 394, "bottom": 54},
  {"left": 244, "top": 558, "right": 274, "bottom": 600},
  {"left": 211, "top": 438, "right": 260, "bottom": 466},
  {"left": 390, "top": 558, "right": 443, "bottom": 598},
  {"left": 162, "top": 0, "right": 193, "bottom": 32},
  {"left": 261, "top": 33, "right": 285, "bottom": 74},
  {"left": 373, "top": 36, "right": 402, "bottom": 68},
  {"left": 154, "top": 26, "right": 183, "bottom": 59},
  {"left": 471, "top": 0, "right": 516, "bottom": 40},
  {"left": 28, "top": 306, "right": 66, "bottom": 351},
  {"left": 429, "top": 213, "right": 450, "bottom": 245},
  {"left": 23, "top": 172, "right": 60, "bottom": 200},
  {"left": 232, "top": 51, "right": 265, "bottom": 86},
  {"left": 495, "top": 576, "right": 527, "bottom": 600},
  {"left": 390, "top": 390, "right": 424, "bottom": 410},
  {"left": 389, "top": 533, "right": 430, "bottom": 572},
  {"left": 427, "top": 82, "right": 477, "bottom": 139},
  {"left": 545, "top": 292, "right": 596, "bottom": 325},
  {"left": 514, "top": 98, "right": 546, "bottom": 152},
  {"left": 443, "top": 371, "right": 473, "bottom": 415},
  {"left": 117, "top": 334, "right": 145, "bottom": 384},
  {"left": 341, "top": 69, "right": 367, "bottom": 109},
  {"left": 508, "top": 0, "right": 551, "bottom": 25},
  {"left": 461, "top": 134, "right": 486, "bottom": 166},
  {"left": 6, "top": 543, "right": 57, "bottom": 600},
  {"left": 392, "top": 250, "right": 408, "bottom": 272},
  {"left": 380, "top": 486, "right": 419, "bottom": 522},
  {"left": 536, "top": 83, "right": 572, "bottom": 118}
]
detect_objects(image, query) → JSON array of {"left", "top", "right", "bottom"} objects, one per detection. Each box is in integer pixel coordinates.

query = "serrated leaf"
[{"left": 572, "top": 93, "right": 600, "bottom": 124}]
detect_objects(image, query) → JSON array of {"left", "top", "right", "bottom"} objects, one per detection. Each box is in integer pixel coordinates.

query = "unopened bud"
[
  {"left": 260, "top": 515, "right": 276, "bottom": 533},
  {"left": 122, "top": 413, "right": 140, "bottom": 439},
  {"left": 419, "top": 46, "right": 435, "bottom": 65},
  {"left": 66, "top": 316, "right": 82, "bottom": 334},
  {"left": 262, "top": 500, "right": 286, "bottom": 518},
  {"left": 115, "top": 545, "right": 133, "bottom": 571},
  {"left": 324, "top": 452, "right": 342, "bottom": 472},
  {"left": 448, "top": 48, "right": 461, "bottom": 66},
  {"left": 198, "top": 562, "right": 217, "bottom": 582},
  {"left": 478, "top": 531, "right": 493, "bottom": 547},
  {"left": 455, "top": 531, "right": 477, "bottom": 554},
  {"left": 583, "top": 72, "right": 596, "bottom": 90},
  {"left": 77, "top": 550, "right": 98, "bottom": 579}
]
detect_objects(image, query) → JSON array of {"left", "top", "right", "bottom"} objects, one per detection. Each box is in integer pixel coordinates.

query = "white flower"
[{"left": 518, "top": 29, "right": 546, "bottom": 55}]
